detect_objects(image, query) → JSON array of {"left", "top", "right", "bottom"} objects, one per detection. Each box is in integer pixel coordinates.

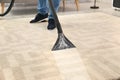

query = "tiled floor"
[{"left": 0, "top": 1, "right": 120, "bottom": 80}]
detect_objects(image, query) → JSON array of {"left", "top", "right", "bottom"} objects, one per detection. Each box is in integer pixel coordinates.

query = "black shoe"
[
  {"left": 30, "top": 13, "right": 48, "bottom": 23},
  {"left": 47, "top": 19, "right": 56, "bottom": 30}
]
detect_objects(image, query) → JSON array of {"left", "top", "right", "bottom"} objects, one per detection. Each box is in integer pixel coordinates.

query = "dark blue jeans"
[{"left": 37, "top": 0, "right": 61, "bottom": 19}]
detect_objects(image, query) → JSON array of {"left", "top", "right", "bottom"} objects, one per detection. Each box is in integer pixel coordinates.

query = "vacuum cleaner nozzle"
[{"left": 52, "top": 33, "right": 75, "bottom": 51}]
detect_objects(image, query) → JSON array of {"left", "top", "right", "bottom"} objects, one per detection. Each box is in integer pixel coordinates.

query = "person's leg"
[
  {"left": 30, "top": 0, "right": 49, "bottom": 23},
  {"left": 47, "top": 0, "right": 61, "bottom": 30},
  {"left": 37, "top": 0, "right": 48, "bottom": 15},
  {"left": 48, "top": 0, "right": 61, "bottom": 19}
]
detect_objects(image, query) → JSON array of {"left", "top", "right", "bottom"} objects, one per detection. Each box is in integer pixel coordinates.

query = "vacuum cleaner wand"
[
  {"left": 48, "top": 0, "right": 63, "bottom": 33},
  {"left": 48, "top": 0, "right": 75, "bottom": 51}
]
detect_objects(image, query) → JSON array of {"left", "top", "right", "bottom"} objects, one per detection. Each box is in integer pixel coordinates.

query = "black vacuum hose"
[{"left": 0, "top": 0, "right": 15, "bottom": 16}]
